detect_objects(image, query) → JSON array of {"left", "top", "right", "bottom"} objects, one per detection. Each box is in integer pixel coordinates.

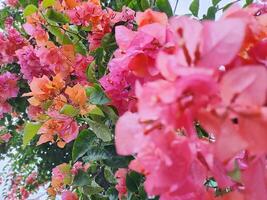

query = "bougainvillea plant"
[{"left": 1, "top": 0, "right": 267, "bottom": 199}]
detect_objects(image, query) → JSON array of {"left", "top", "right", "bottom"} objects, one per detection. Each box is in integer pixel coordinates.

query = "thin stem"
[{"left": 174, "top": 0, "right": 179, "bottom": 14}]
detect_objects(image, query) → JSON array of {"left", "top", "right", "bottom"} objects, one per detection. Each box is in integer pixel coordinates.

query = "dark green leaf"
[
  {"left": 205, "top": 6, "right": 217, "bottom": 20},
  {"left": 72, "top": 129, "right": 96, "bottom": 162},
  {"left": 106, "top": 188, "right": 118, "bottom": 200},
  {"left": 82, "top": 181, "right": 103, "bottom": 195},
  {"left": 82, "top": 146, "right": 110, "bottom": 162},
  {"left": 104, "top": 155, "right": 132, "bottom": 168},
  {"left": 73, "top": 170, "right": 92, "bottom": 186},
  {"left": 141, "top": 0, "right": 150, "bottom": 10},
  {"left": 189, "top": 0, "right": 199, "bottom": 17},
  {"left": 46, "top": 9, "right": 69, "bottom": 24},
  {"left": 89, "top": 84, "right": 110, "bottom": 105},
  {"left": 85, "top": 118, "right": 112, "bottom": 142},
  {"left": 126, "top": 171, "right": 142, "bottom": 192},
  {"left": 100, "top": 106, "right": 118, "bottom": 124},
  {"left": 245, "top": 0, "right": 253, "bottom": 6},
  {"left": 156, "top": 0, "right": 173, "bottom": 17},
  {"left": 104, "top": 167, "right": 117, "bottom": 184},
  {"left": 212, "top": 0, "right": 222, "bottom": 6}
]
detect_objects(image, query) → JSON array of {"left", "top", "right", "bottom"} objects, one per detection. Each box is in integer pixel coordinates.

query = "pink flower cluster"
[
  {"left": 0, "top": 133, "right": 12, "bottom": 142},
  {"left": 115, "top": 168, "right": 128, "bottom": 200},
  {"left": 0, "top": 28, "right": 27, "bottom": 65},
  {"left": 16, "top": 46, "right": 52, "bottom": 81},
  {"left": 101, "top": 5, "right": 267, "bottom": 200},
  {"left": 66, "top": 2, "right": 135, "bottom": 50},
  {"left": 0, "top": 72, "right": 19, "bottom": 118}
]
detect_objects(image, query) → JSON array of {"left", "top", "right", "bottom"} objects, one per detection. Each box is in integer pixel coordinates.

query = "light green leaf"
[
  {"left": 89, "top": 106, "right": 105, "bottom": 117},
  {"left": 23, "top": 122, "right": 41, "bottom": 148},
  {"left": 23, "top": 4, "right": 38, "bottom": 17},
  {"left": 42, "top": 0, "right": 56, "bottom": 8},
  {"left": 156, "top": 0, "right": 173, "bottom": 17},
  {"left": 60, "top": 104, "right": 79, "bottom": 117},
  {"left": 46, "top": 9, "right": 69, "bottom": 24},
  {"left": 189, "top": 0, "right": 199, "bottom": 17}
]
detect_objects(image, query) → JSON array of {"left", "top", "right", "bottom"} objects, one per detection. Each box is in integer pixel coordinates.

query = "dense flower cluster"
[
  {"left": 1, "top": 0, "right": 267, "bottom": 199},
  {"left": 0, "top": 72, "right": 19, "bottom": 118},
  {"left": 107, "top": 5, "right": 267, "bottom": 200}
]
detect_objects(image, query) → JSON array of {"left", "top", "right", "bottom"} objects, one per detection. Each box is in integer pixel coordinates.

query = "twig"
[{"left": 174, "top": 0, "right": 179, "bottom": 14}]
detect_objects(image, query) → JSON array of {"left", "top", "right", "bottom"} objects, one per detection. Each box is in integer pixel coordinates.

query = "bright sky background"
[
  {"left": 171, "top": 0, "right": 247, "bottom": 16},
  {"left": 0, "top": 0, "right": 248, "bottom": 199}
]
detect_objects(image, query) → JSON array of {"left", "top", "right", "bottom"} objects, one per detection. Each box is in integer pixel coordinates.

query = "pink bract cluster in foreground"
[
  {"left": 2, "top": 0, "right": 267, "bottom": 199},
  {"left": 105, "top": 5, "right": 267, "bottom": 200}
]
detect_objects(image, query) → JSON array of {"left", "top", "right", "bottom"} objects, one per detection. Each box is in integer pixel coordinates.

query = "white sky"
[{"left": 171, "top": 0, "right": 246, "bottom": 16}]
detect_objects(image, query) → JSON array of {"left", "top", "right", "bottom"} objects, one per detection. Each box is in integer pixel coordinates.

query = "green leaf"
[
  {"left": 106, "top": 188, "right": 118, "bottom": 200},
  {"left": 46, "top": 9, "right": 69, "bottom": 24},
  {"left": 205, "top": 6, "right": 216, "bottom": 20},
  {"left": 73, "top": 170, "right": 92, "bottom": 186},
  {"left": 245, "top": 0, "right": 253, "bottom": 5},
  {"left": 100, "top": 106, "right": 118, "bottom": 124},
  {"left": 75, "top": 40, "right": 87, "bottom": 55},
  {"left": 60, "top": 104, "right": 79, "bottom": 117},
  {"left": 42, "top": 0, "right": 56, "bottom": 8},
  {"left": 104, "top": 167, "right": 117, "bottom": 184},
  {"left": 0, "top": 8, "right": 10, "bottom": 29},
  {"left": 89, "top": 84, "right": 110, "bottom": 105},
  {"left": 86, "top": 61, "right": 97, "bottom": 83},
  {"left": 156, "top": 0, "right": 173, "bottom": 17},
  {"left": 19, "top": 0, "right": 38, "bottom": 7},
  {"left": 212, "top": 0, "right": 222, "bottom": 6},
  {"left": 23, "top": 122, "right": 41, "bottom": 148},
  {"left": 141, "top": 0, "right": 150, "bottom": 10},
  {"left": 89, "top": 106, "right": 105, "bottom": 117},
  {"left": 189, "top": 0, "right": 199, "bottom": 17},
  {"left": 126, "top": 171, "right": 142, "bottom": 192},
  {"left": 23, "top": 4, "right": 38, "bottom": 17},
  {"left": 85, "top": 118, "right": 112, "bottom": 142},
  {"left": 82, "top": 181, "right": 103, "bottom": 195},
  {"left": 72, "top": 129, "right": 96, "bottom": 162},
  {"left": 82, "top": 146, "right": 110, "bottom": 162},
  {"left": 85, "top": 86, "right": 95, "bottom": 97}
]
